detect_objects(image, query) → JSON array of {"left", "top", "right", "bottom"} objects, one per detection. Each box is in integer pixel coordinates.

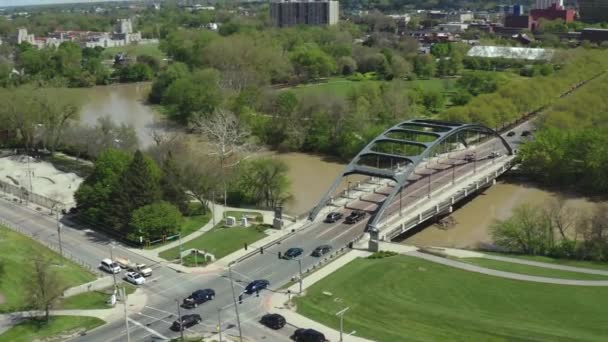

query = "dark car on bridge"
[
  {"left": 170, "top": 314, "right": 202, "bottom": 331},
  {"left": 292, "top": 328, "right": 327, "bottom": 342},
  {"left": 182, "top": 289, "right": 215, "bottom": 308},
  {"left": 245, "top": 279, "right": 270, "bottom": 294},
  {"left": 324, "top": 212, "right": 343, "bottom": 223},
  {"left": 311, "top": 245, "right": 332, "bottom": 257},
  {"left": 260, "top": 313, "right": 286, "bottom": 330},
  {"left": 464, "top": 153, "right": 476, "bottom": 162},
  {"left": 282, "top": 247, "right": 304, "bottom": 260},
  {"left": 344, "top": 210, "right": 366, "bottom": 224},
  {"left": 507, "top": 131, "right": 516, "bottom": 137},
  {"left": 521, "top": 130, "right": 531, "bottom": 137}
]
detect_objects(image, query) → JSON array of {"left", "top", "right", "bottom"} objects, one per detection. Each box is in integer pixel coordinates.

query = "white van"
[{"left": 100, "top": 258, "right": 121, "bottom": 274}]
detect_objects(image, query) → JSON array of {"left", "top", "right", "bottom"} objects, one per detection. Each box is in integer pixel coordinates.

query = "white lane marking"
[
  {"left": 230, "top": 269, "right": 255, "bottom": 282},
  {"left": 330, "top": 226, "right": 361, "bottom": 242},
  {"left": 136, "top": 312, "right": 174, "bottom": 325},
  {"left": 144, "top": 305, "right": 177, "bottom": 317},
  {"left": 128, "top": 317, "right": 169, "bottom": 340}
]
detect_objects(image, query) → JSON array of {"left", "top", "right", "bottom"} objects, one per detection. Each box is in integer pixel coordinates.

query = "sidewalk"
[
  {"left": 0, "top": 289, "right": 147, "bottom": 334},
  {"left": 265, "top": 249, "right": 374, "bottom": 342}
]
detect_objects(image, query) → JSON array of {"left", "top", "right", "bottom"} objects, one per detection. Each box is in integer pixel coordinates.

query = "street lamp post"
[
  {"left": 227, "top": 265, "right": 243, "bottom": 342},
  {"left": 212, "top": 191, "right": 216, "bottom": 226},
  {"left": 176, "top": 299, "right": 184, "bottom": 340},
  {"left": 109, "top": 245, "right": 117, "bottom": 292},
  {"left": 297, "top": 259, "right": 303, "bottom": 294},
  {"left": 122, "top": 287, "right": 131, "bottom": 342},
  {"left": 427, "top": 173, "right": 432, "bottom": 199},
  {"left": 347, "top": 181, "right": 352, "bottom": 198},
  {"left": 178, "top": 233, "right": 183, "bottom": 265},
  {"left": 56, "top": 211, "right": 63, "bottom": 259},
  {"left": 399, "top": 186, "right": 402, "bottom": 216},
  {"left": 452, "top": 161, "right": 456, "bottom": 185},
  {"left": 335, "top": 307, "right": 350, "bottom": 342},
  {"left": 217, "top": 308, "right": 223, "bottom": 342}
]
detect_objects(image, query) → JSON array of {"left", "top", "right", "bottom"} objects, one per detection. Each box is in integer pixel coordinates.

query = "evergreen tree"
[
  {"left": 160, "top": 151, "right": 189, "bottom": 215},
  {"left": 106, "top": 150, "right": 162, "bottom": 234}
]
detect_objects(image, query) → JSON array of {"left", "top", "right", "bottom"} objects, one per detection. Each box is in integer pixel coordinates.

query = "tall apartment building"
[
  {"left": 535, "top": 0, "right": 563, "bottom": 9},
  {"left": 578, "top": 0, "right": 608, "bottom": 23},
  {"left": 270, "top": 0, "right": 339, "bottom": 28}
]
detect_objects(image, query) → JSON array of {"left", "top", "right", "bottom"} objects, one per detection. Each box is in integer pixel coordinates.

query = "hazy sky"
[{"left": 0, "top": 0, "right": 128, "bottom": 8}]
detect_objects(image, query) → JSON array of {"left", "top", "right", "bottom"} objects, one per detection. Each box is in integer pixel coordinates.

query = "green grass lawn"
[
  {"left": 102, "top": 43, "right": 164, "bottom": 60},
  {"left": 0, "top": 316, "right": 104, "bottom": 342},
  {"left": 287, "top": 77, "right": 383, "bottom": 99},
  {"left": 408, "top": 78, "right": 456, "bottom": 93},
  {"left": 483, "top": 252, "right": 608, "bottom": 271},
  {"left": 295, "top": 255, "right": 608, "bottom": 342},
  {"left": 0, "top": 226, "right": 96, "bottom": 313},
  {"left": 59, "top": 284, "right": 136, "bottom": 310},
  {"left": 458, "top": 257, "right": 608, "bottom": 280},
  {"left": 159, "top": 224, "right": 268, "bottom": 263}
]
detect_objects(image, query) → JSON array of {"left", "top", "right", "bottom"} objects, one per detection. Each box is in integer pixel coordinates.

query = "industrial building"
[
  {"left": 578, "top": 0, "right": 608, "bottom": 23},
  {"left": 270, "top": 0, "right": 339, "bottom": 28}
]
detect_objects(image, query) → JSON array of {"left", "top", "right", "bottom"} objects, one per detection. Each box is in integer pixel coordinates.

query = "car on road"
[
  {"left": 282, "top": 247, "right": 304, "bottom": 260},
  {"left": 182, "top": 289, "right": 215, "bottom": 308},
  {"left": 311, "top": 245, "right": 332, "bottom": 257},
  {"left": 245, "top": 279, "right": 270, "bottom": 294},
  {"left": 521, "top": 130, "right": 531, "bottom": 137},
  {"left": 100, "top": 258, "right": 121, "bottom": 274},
  {"left": 506, "top": 131, "right": 516, "bottom": 137},
  {"left": 292, "top": 328, "right": 327, "bottom": 342},
  {"left": 170, "top": 314, "right": 202, "bottom": 331},
  {"left": 260, "top": 313, "right": 286, "bottom": 330},
  {"left": 464, "top": 153, "right": 476, "bottom": 162},
  {"left": 489, "top": 151, "right": 501, "bottom": 158},
  {"left": 125, "top": 271, "right": 145, "bottom": 285},
  {"left": 324, "top": 212, "right": 343, "bottom": 223},
  {"left": 344, "top": 210, "right": 366, "bottom": 224}
]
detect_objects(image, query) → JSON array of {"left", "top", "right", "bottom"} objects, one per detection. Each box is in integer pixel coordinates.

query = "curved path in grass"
[
  {"left": 408, "top": 251, "right": 608, "bottom": 286},
  {"left": 481, "top": 254, "right": 608, "bottom": 276}
]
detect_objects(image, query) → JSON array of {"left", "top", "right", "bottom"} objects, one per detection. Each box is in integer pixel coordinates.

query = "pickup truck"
[{"left": 114, "top": 257, "right": 152, "bottom": 277}]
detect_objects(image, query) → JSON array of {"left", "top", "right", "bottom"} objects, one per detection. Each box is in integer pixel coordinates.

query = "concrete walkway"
[
  {"left": 265, "top": 249, "right": 374, "bottom": 342},
  {"left": 0, "top": 289, "right": 148, "bottom": 335}
]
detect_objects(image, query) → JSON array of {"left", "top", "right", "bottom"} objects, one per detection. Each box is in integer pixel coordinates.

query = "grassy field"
[
  {"left": 159, "top": 224, "right": 268, "bottom": 263},
  {"left": 101, "top": 43, "right": 164, "bottom": 60},
  {"left": 458, "top": 257, "right": 608, "bottom": 280},
  {"left": 484, "top": 252, "right": 608, "bottom": 271},
  {"left": 0, "top": 226, "right": 96, "bottom": 313},
  {"left": 0, "top": 316, "right": 104, "bottom": 342},
  {"left": 59, "top": 284, "right": 136, "bottom": 310},
  {"left": 180, "top": 204, "right": 212, "bottom": 237},
  {"left": 407, "top": 78, "right": 456, "bottom": 93},
  {"left": 295, "top": 255, "right": 608, "bottom": 341},
  {"left": 287, "top": 77, "right": 383, "bottom": 99}
]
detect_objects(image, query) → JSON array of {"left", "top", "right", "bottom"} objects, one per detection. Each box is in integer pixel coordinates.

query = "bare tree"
[
  {"left": 181, "top": 157, "right": 222, "bottom": 213},
  {"left": 27, "top": 257, "right": 64, "bottom": 321},
  {"left": 190, "top": 108, "right": 256, "bottom": 206},
  {"left": 37, "top": 89, "right": 81, "bottom": 155},
  {"left": 544, "top": 197, "right": 577, "bottom": 241}
]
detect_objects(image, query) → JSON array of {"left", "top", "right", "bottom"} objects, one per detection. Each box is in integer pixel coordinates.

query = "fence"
[
  {"left": 0, "top": 179, "right": 64, "bottom": 211},
  {"left": 0, "top": 217, "right": 98, "bottom": 275},
  {"left": 63, "top": 276, "right": 115, "bottom": 297}
]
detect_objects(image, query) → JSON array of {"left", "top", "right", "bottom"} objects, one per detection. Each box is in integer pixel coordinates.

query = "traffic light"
[
  {"left": 238, "top": 294, "right": 243, "bottom": 304},
  {"left": 260, "top": 247, "right": 264, "bottom": 254}
]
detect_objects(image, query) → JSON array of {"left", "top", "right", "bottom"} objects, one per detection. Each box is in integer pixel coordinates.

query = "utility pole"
[
  {"left": 56, "top": 211, "right": 63, "bottom": 259},
  {"left": 110, "top": 245, "right": 117, "bottom": 292},
  {"left": 335, "top": 307, "right": 350, "bottom": 342},
  {"left": 228, "top": 265, "right": 243, "bottom": 341},
  {"left": 178, "top": 233, "right": 183, "bottom": 265},
  {"left": 122, "top": 287, "right": 131, "bottom": 342},
  {"left": 452, "top": 162, "right": 456, "bottom": 185},
  {"left": 297, "top": 259, "right": 303, "bottom": 294},
  {"left": 427, "top": 173, "right": 432, "bottom": 199},
  {"left": 217, "top": 308, "right": 223, "bottom": 342},
  {"left": 176, "top": 299, "right": 184, "bottom": 340},
  {"left": 212, "top": 191, "right": 216, "bottom": 226},
  {"left": 399, "top": 187, "right": 402, "bottom": 216}
]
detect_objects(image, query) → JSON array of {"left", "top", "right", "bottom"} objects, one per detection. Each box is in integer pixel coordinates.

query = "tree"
[
  {"left": 237, "top": 158, "right": 292, "bottom": 208},
  {"left": 36, "top": 88, "right": 81, "bottom": 154},
  {"left": 337, "top": 56, "right": 358, "bottom": 75},
  {"left": 413, "top": 54, "right": 436, "bottom": 79},
  {"left": 27, "top": 257, "right": 64, "bottom": 322},
  {"left": 490, "top": 204, "right": 553, "bottom": 255},
  {"left": 190, "top": 108, "right": 254, "bottom": 207},
  {"left": 181, "top": 155, "right": 222, "bottom": 214},
  {"left": 162, "top": 68, "right": 222, "bottom": 124},
  {"left": 129, "top": 201, "right": 182, "bottom": 241},
  {"left": 107, "top": 150, "right": 162, "bottom": 233},
  {"left": 160, "top": 152, "right": 189, "bottom": 214},
  {"left": 289, "top": 43, "right": 336, "bottom": 81}
]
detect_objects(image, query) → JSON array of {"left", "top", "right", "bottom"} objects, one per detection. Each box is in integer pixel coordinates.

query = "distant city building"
[
  {"left": 513, "top": 4, "right": 525, "bottom": 16},
  {"left": 504, "top": 14, "right": 532, "bottom": 29},
  {"left": 17, "top": 28, "right": 35, "bottom": 45},
  {"left": 437, "top": 23, "right": 469, "bottom": 33},
  {"left": 535, "top": 0, "right": 562, "bottom": 9},
  {"left": 530, "top": 3, "right": 575, "bottom": 27},
  {"left": 446, "top": 12, "right": 474, "bottom": 23},
  {"left": 427, "top": 10, "right": 448, "bottom": 21},
  {"left": 578, "top": 0, "right": 608, "bottom": 23},
  {"left": 270, "top": 0, "right": 339, "bottom": 27}
]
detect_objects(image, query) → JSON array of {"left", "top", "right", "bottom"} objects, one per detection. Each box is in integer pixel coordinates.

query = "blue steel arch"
[{"left": 308, "top": 119, "right": 513, "bottom": 228}]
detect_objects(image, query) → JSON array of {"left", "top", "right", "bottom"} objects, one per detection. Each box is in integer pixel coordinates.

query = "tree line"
[{"left": 491, "top": 201, "right": 608, "bottom": 261}]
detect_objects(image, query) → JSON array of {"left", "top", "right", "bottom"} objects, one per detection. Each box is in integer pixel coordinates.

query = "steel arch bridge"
[{"left": 308, "top": 119, "right": 513, "bottom": 230}]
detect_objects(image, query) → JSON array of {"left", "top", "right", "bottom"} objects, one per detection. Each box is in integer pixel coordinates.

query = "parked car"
[
  {"left": 324, "top": 212, "right": 343, "bottom": 223},
  {"left": 521, "top": 130, "right": 531, "bottom": 137},
  {"left": 489, "top": 151, "right": 501, "bottom": 158},
  {"left": 115, "top": 257, "right": 153, "bottom": 277},
  {"left": 100, "top": 258, "right": 121, "bottom": 274},
  {"left": 125, "top": 271, "right": 145, "bottom": 285},
  {"left": 260, "top": 313, "right": 286, "bottom": 330},
  {"left": 245, "top": 279, "right": 270, "bottom": 294},
  {"left": 183, "top": 289, "right": 215, "bottom": 308},
  {"left": 292, "top": 328, "right": 327, "bottom": 342},
  {"left": 344, "top": 210, "right": 366, "bottom": 224},
  {"left": 170, "top": 314, "right": 202, "bottom": 331},
  {"left": 311, "top": 245, "right": 332, "bottom": 257},
  {"left": 282, "top": 247, "right": 304, "bottom": 260},
  {"left": 506, "top": 131, "right": 516, "bottom": 137}
]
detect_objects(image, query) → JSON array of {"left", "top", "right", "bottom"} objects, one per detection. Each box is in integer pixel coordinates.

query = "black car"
[
  {"left": 464, "top": 153, "right": 475, "bottom": 162},
  {"left": 311, "top": 245, "right": 332, "bottom": 257},
  {"left": 324, "top": 212, "right": 343, "bottom": 223},
  {"left": 283, "top": 247, "right": 304, "bottom": 260},
  {"left": 170, "top": 314, "right": 202, "bottom": 331},
  {"left": 521, "top": 130, "right": 531, "bottom": 136},
  {"left": 182, "top": 289, "right": 215, "bottom": 308},
  {"left": 245, "top": 279, "right": 270, "bottom": 294},
  {"left": 292, "top": 328, "right": 327, "bottom": 342},
  {"left": 506, "top": 131, "right": 516, "bottom": 137},
  {"left": 344, "top": 210, "right": 366, "bottom": 224},
  {"left": 260, "top": 313, "right": 286, "bottom": 330}
]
